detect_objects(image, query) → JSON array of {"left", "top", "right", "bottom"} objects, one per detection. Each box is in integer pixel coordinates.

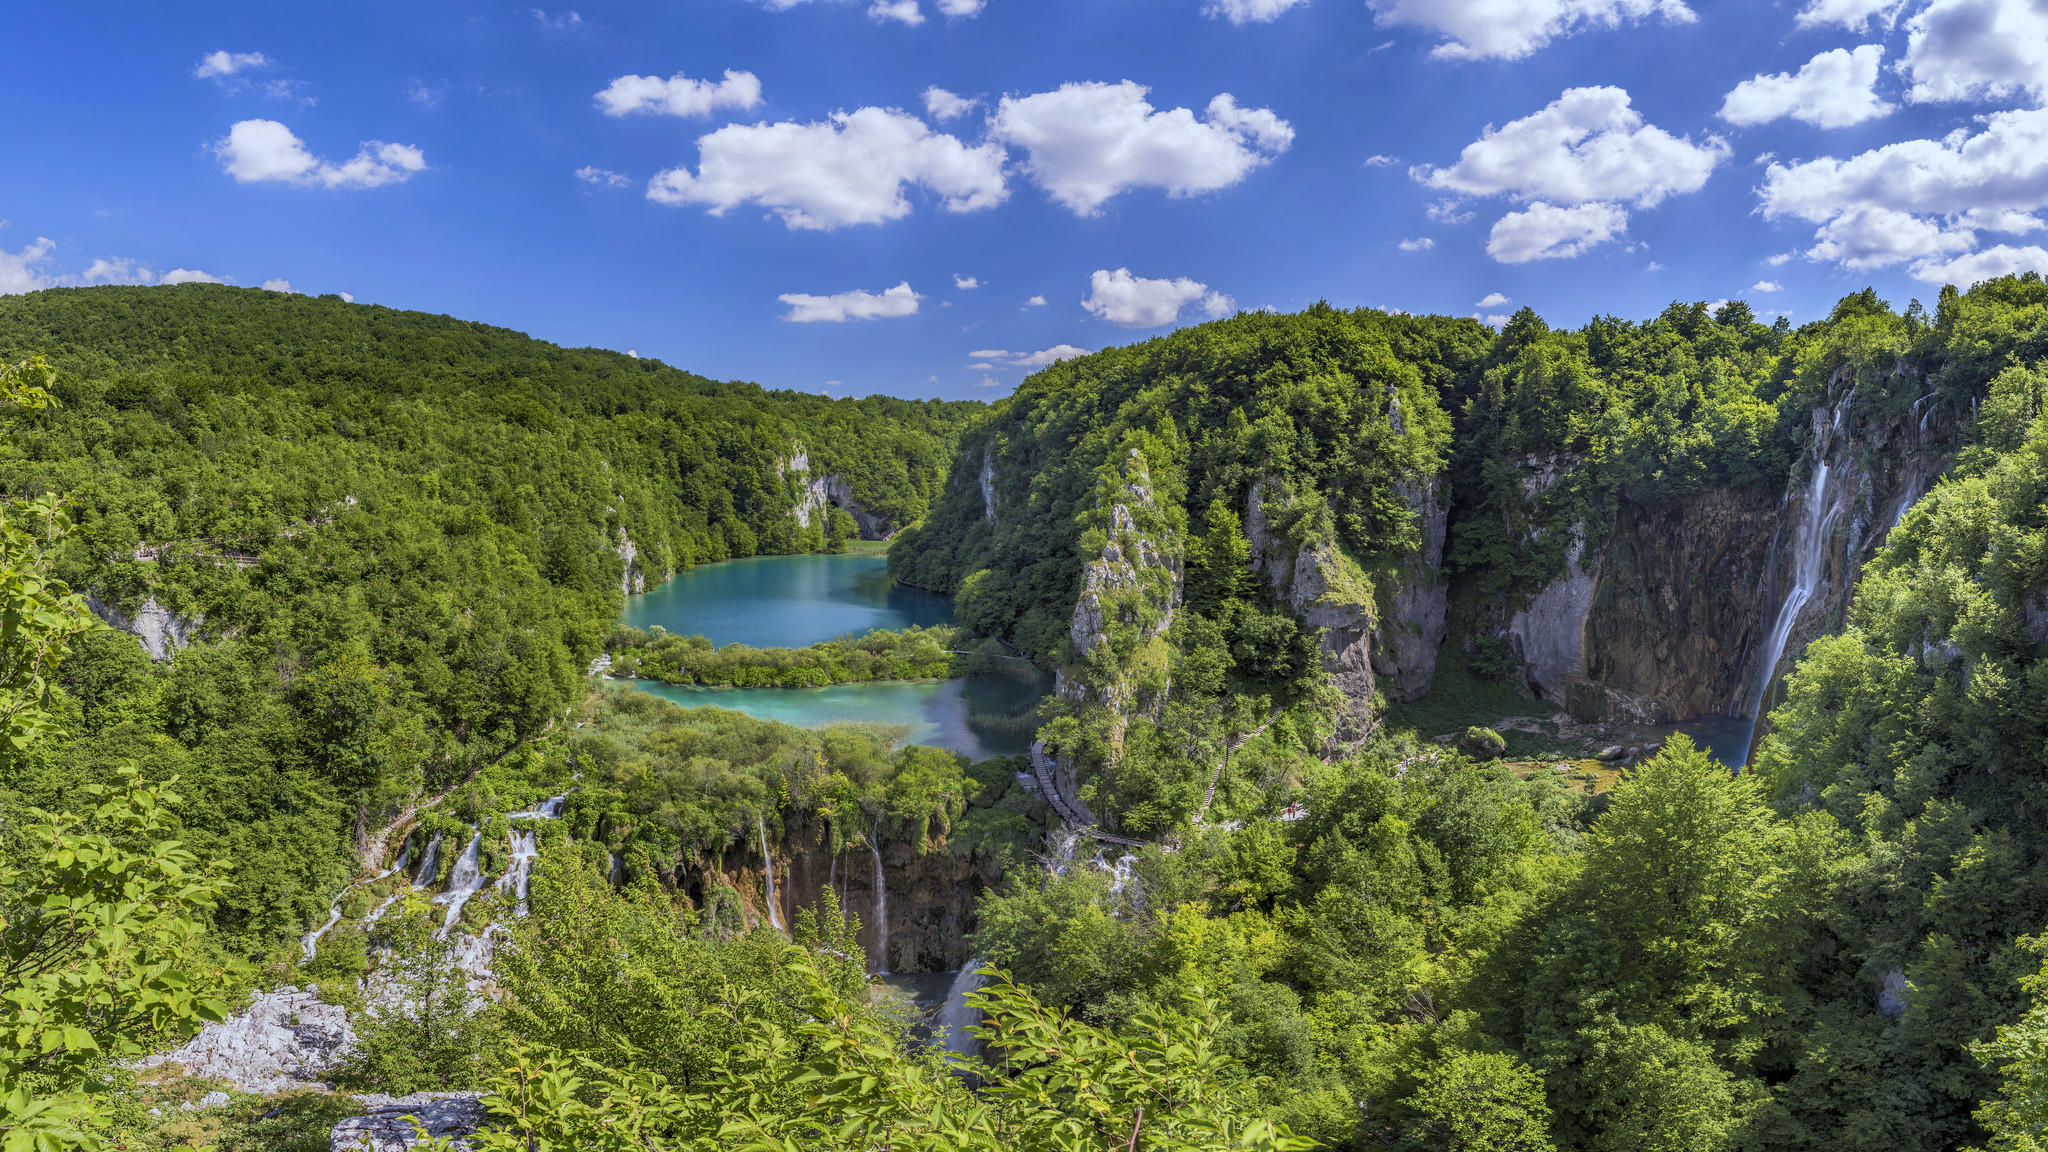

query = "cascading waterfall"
[
  {"left": 936, "top": 962, "right": 988, "bottom": 1059},
  {"left": 434, "top": 833, "right": 486, "bottom": 939},
  {"left": 757, "top": 817, "right": 786, "bottom": 934},
  {"left": 1739, "top": 449, "right": 1839, "bottom": 755},
  {"left": 300, "top": 849, "right": 411, "bottom": 960},
  {"left": 495, "top": 831, "right": 540, "bottom": 916},
  {"left": 868, "top": 824, "right": 890, "bottom": 973},
  {"left": 412, "top": 833, "right": 443, "bottom": 888}
]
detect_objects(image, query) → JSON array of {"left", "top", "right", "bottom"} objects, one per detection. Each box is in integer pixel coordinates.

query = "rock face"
[
  {"left": 1058, "top": 450, "right": 1183, "bottom": 725},
  {"left": 1498, "top": 372, "right": 1963, "bottom": 725},
  {"left": 780, "top": 446, "right": 894, "bottom": 540},
  {"left": 684, "top": 808, "right": 1000, "bottom": 973},
  {"left": 331, "top": 1093, "right": 487, "bottom": 1151},
  {"left": 614, "top": 531, "right": 645, "bottom": 595},
  {"left": 86, "top": 593, "right": 198, "bottom": 662},
  {"left": 979, "top": 449, "right": 999, "bottom": 524},
  {"left": 137, "top": 986, "right": 354, "bottom": 1093},
  {"left": 1374, "top": 476, "right": 1450, "bottom": 703}
]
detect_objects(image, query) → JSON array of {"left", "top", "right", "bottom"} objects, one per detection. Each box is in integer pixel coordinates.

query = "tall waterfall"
[
  {"left": 757, "top": 817, "right": 785, "bottom": 934},
  {"left": 936, "top": 961, "right": 987, "bottom": 1059},
  {"left": 1740, "top": 450, "right": 1839, "bottom": 755},
  {"left": 868, "top": 826, "right": 890, "bottom": 974},
  {"left": 435, "top": 833, "right": 486, "bottom": 939},
  {"left": 495, "top": 831, "right": 540, "bottom": 916},
  {"left": 412, "top": 833, "right": 443, "bottom": 888}
]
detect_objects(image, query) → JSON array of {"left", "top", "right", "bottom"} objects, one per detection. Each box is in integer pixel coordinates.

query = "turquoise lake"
[{"left": 616, "top": 554, "right": 1041, "bottom": 760}]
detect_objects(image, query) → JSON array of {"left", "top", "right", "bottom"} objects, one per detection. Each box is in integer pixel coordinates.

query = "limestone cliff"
[
  {"left": 1497, "top": 370, "right": 1965, "bottom": 725},
  {"left": 1058, "top": 449, "right": 1184, "bottom": 724},
  {"left": 86, "top": 593, "right": 199, "bottom": 662},
  {"left": 779, "top": 445, "right": 896, "bottom": 541}
]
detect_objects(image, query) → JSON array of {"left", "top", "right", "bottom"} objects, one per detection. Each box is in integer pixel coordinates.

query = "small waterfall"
[
  {"left": 757, "top": 817, "right": 786, "bottom": 934},
  {"left": 364, "top": 890, "right": 406, "bottom": 927},
  {"left": 936, "top": 962, "right": 988, "bottom": 1059},
  {"left": 868, "top": 827, "right": 890, "bottom": 974},
  {"left": 412, "top": 833, "right": 444, "bottom": 888},
  {"left": 496, "top": 831, "right": 540, "bottom": 916},
  {"left": 434, "top": 833, "right": 486, "bottom": 939},
  {"left": 608, "top": 852, "right": 623, "bottom": 885},
  {"left": 300, "top": 902, "right": 345, "bottom": 962},
  {"left": 1740, "top": 449, "right": 1839, "bottom": 753}
]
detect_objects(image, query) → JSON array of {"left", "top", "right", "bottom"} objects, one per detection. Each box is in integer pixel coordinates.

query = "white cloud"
[
  {"left": 194, "top": 50, "right": 269, "bottom": 80},
  {"left": 1475, "top": 291, "right": 1510, "bottom": 306},
  {"left": 595, "top": 70, "right": 763, "bottom": 118},
  {"left": 80, "top": 257, "right": 154, "bottom": 286},
  {"left": 1012, "top": 344, "right": 1091, "bottom": 367},
  {"left": 1427, "top": 200, "right": 1475, "bottom": 224},
  {"left": 532, "top": 8, "right": 583, "bottom": 30},
  {"left": 1487, "top": 201, "right": 1628, "bottom": 262},
  {"left": 1759, "top": 108, "right": 2048, "bottom": 280},
  {"left": 1482, "top": 313, "right": 1512, "bottom": 325},
  {"left": 1767, "top": 251, "right": 1795, "bottom": 265},
  {"left": 1417, "top": 87, "right": 1727, "bottom": 208},
  {"left": 924, "top": 87, "right": 980, "bottom": 121},
  {"left": 935, "top": 0, "right": 986, "bottom": 13},
  {"left": 976, "top": 375, "right": 1004, "bottom": 388},
  {"left": 1081, "top": 267, "right": 1235, "bottom": 328},
  {"left": 1364, "top": 0, "right": 1695, "bottom": 61},
  {"left": 1911, "top": 243, "right": 2048, "bottom": 284},
  {"left": 1795, "top": 0, "right": 1901, "bottom": 29},
  {"left": 576, "top": 165, "right": 631, "bottom": 187},
  {"left": 1023, "top": 295, "right": 1047, "bottom": 307},
  {"left": 1204, "top": 0, "right": 1311, "bottom": 23},
  {"left": 1902, "top": 0, "right": 2048, "bottom": 105},
  {"left": 1720, "top": 45, "right": 1893, "bottom": 129},
  {"left": 159, "top": 268, "right": 229, "bottom": 286},
  {"left": 954, "top": 274, "right": 980, "bottom": 289},
  {"left": 1751, "top": 280, "right": 1782, "bottom": 292},
  {"left": 0, "top": 238, "right": 56, "bottom": 295},
  {"left": 214, "top": 120, "right": 426, "bottom": 189},
  {"left": 779, "top": 281, "right": 922, "bottom": 322},
  {"left": 1365, "top": 153, "right": 1399, "bottom": 167},
  {"left": 339, "top": 292, "right": 355, "bottom": 303},
  {"left": 969, "top": 348, "right": 1010, "bottom": 358},
  {"left": 870, "top": 0, "right": 925, "bottom": 23},
  {"left": 1398, "top": 237, "right": 1435, "bottom": 250},
  {"left": 408, "top": 80, "right": 450, "bottom": 109},
  {"left": 261, "top": 278, "right": 296, "bottom": 292},
  {"left": 648, "top": 107, "right": 1007, "bottom": 230},
  {"left": 1807, "top": 205, "right": 1976, "bottom": 268},
  {"left": 990, "top": 81, "right": 1292, "bottom": 215}
]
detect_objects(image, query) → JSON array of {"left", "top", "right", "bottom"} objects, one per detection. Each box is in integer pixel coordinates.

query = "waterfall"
[
  {"left": 412, "top": 833, "right": 443, "bottom": 888},
  {"left": 868, "top": 826, "right": 890, "bottom": 974},
  {"left": 936, "top": 962, "right": 988, "bottom": 1059},
  {"left": 608, "top": 852, "right": 623, "bottom": 885},
  {"left": 434, "top": 833, "right": 486, "bottom": 939},
  {"left": 757, "top": 817, "right": 786, "bottom": 934},
  {"left": 495, "top": 831, "right": 540, "bottom": 916},
  {"left": 1740, "top": 450, "right": 1839, "bottom": 754},
  {"left": 299, "top": 902, "right": 345, "bottom": 962},
  {"left": 364, "top": 890, "right": 406, "bottom": 927}
]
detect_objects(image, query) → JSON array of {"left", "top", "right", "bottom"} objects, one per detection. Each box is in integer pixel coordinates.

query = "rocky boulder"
[
  {"left": 137, "top": 986, "right": 354, "bottom": 1094},
  {"left": 331, "top": 1093, "right": 488, "bottom": 1151}
]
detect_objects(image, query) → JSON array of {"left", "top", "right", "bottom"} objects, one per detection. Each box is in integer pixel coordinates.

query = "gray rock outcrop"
[
  {"left": 86, "top": 593, "right": 198, "bottom": 662},
  {"left": 137, "top": 986, "right": 354, "bottom": 1093},
  {"left": 331, "top": 1093, "right": 487, "bottom": 1151}
]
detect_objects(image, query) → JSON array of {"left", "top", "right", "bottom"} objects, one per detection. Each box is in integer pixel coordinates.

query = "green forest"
[{"left": 6, "top": 276, "right": 2048, "bottom": 1152}]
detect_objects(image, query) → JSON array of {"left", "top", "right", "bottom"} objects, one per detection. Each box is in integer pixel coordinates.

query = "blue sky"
[{"left": 7, "top": 0, "right": 2046, "bottom": 399}]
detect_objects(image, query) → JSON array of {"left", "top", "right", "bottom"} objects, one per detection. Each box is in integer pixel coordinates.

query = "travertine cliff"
[
  {"left": 780, "top": 446, "right": 895, "bottom": 540},
  {"left": 86, "top": 593, "right": 199, "bottom": 662}
]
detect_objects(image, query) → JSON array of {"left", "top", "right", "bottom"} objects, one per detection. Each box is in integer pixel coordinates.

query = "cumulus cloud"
[
  {"left": 1398, "top": 237, "right": 1435, "bottom": 250},
  {"left": 1476, "top": 291, "right": 1510, "bottom": 306},
  {"left": 1900, "top": 0, "right": 2048, "bottom": 105},
  {"left": 159, "top": 268, "right": 229, "bottom": 285},
  {"left": 261, "top": 278, "right": 296, "bottom": 292},
  {"left": 1081, "top": 267, "right": 1235, "bottom": 328},
  {"left": 194, "top": 50, "right": 269, "bottom": 79},
  {"left": 1487, "top": 201, "right": 1628, "bottom": 262},
  {"left": 1204, "top": 0, "right": 1311, "bottom": 23},
  {"left": 1751, "top": 280, "right": 1782, "bottom": 292},
  {"left": 869, "top": 0, "right": 924, "bottom": 23},
  {"left": 596, "top": 70, "right": 763, "bottom": 118},
  {"left": 1720, "top": 45, "right": 1893, "bottom": 129},
  {"left": 1364, "top": 0, "right": 1695, "bottom": 61},
  {"left": 779, "top": 281, "right": 923, "bottom": 322},
  {"left": 936, "top": 0, "right": 987, "bottom": 13},
  {"left": 1365, "top": 154, "right": 1399, "bottom": 167},
  {"left": 80, "top": 257, "right": 154, "bottom": 286},
  {"left": 1417, "top": 87, "right": 1727, "bottom": 208},
  {"left": 0, "top": 238, "right": 57, "bottom": 295},
  {"left": 576, "top": 166, "right": 631, "bottom": 187},
  {"left": 531, "top": 8, "right": 583, "bottom": 30},
  {"left": 954, "top": 274, "right": 979, "bottom": 289},
  {"left": 924, "top": 87, "right": 980, "bottom": 121},
  {"left": 1806, "top": 205, "right": 1976, "bottom": 269},
  {"left": 1427, "top": 199, "right": 1475, "bottom": 223},
  {"left": 1911, "top": 243, "right": 2048, "bottom": 284},
  {"left": 1795, "top": 0, "right": 1902, "bottom": 29},
  {"left": 990, "top": 81, "right": 1292, "bottom": 215},
  {"left": 648, "top": 108, "right": 1007, "bottom": 230},
  {"left": 1011, "top": 344, "right": 1091, "bottom": 367},
  {"left": 1023, "top": 295, "right": 1047, "bottom": 307},
  {"left": 214, "top": 120, "right": 426, "bottom": 189}
]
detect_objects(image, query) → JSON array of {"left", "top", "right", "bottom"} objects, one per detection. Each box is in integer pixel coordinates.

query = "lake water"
[
  {"left": 616, "top": 554, "right": 1041, "bottom": 760},
  {"left": 621, "top": 554, "right": 954, "bottom": 649}
]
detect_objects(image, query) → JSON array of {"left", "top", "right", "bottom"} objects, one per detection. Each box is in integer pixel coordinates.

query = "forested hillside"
[{"left": 0, "top": 284, "right": 979, "bottom": 957}]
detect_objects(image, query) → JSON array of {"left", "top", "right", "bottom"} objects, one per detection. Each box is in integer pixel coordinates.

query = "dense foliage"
[
  {"left": 607, "top": 623, "right": 959, "bottom": 687},
  {"left": 0, "top": 285, "right": 978, "bottom": 960}
]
